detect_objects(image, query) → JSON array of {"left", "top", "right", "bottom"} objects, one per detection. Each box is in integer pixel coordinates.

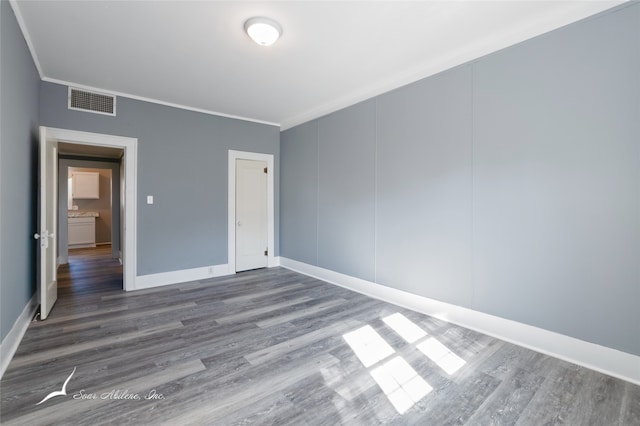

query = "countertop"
[{"left": 68, "top": 211, "right": 99, "bottom": 218}]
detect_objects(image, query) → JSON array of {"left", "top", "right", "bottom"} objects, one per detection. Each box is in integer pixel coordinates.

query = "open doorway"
[
  {"left": 58, "top": 153, "right": 123, "bottom": 293},
  {"left": 37, "top": 127, "right": 137, "bottom": 320}
]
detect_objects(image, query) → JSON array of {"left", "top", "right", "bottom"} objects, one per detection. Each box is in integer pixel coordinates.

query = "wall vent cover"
[{"left": 68, "top": 87, "right": 116, "bottom": 116}]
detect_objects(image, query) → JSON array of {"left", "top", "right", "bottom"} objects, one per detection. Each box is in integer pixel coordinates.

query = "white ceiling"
[{"left": 12, "top": 1, "right": 624, "bottom": 130}]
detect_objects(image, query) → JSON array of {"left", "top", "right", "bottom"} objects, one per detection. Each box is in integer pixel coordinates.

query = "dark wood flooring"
[{"left": 1, "top": 246, "right": 638, "bottom": 425}]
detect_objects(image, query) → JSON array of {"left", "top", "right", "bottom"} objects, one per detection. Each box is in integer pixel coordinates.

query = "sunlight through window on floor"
[
  {"left": 343, "top": 325, "right": 395, "bottom": 367},
  {"left": 382, "top": 313, "right": 428, "bottom": 343},
  {"left": 370, "top": 356, "right": 433, "bottom": 414},
  {"left": 417, "top": 337, "right": 466, "bottom": 375},
  {"left": 343, "top": 324, "right": 433, "bottom": 414}
]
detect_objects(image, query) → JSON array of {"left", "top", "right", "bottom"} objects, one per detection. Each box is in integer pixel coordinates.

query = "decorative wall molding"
[{"left": 280, "top": 257, "right": 640, "bottom": 385}]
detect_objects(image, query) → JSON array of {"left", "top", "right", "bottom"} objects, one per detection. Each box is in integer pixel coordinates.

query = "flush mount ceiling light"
[{"left": 244, "top": 17, "right": 282, "bottom": 46}]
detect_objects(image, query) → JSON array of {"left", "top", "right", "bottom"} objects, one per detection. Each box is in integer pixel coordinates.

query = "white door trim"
[
  {"left": 44, "top": 127, "right": 138, "bottom": 291},
  {"left": 228, "top": 150, "right": 275, "bottom": 273}
]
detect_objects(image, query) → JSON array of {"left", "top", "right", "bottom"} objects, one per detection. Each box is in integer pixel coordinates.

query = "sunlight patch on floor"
[
  {"left": 343, "top": 323, "right": 432, "bottom": 414},
  {"left": 382, "top": 312, "right": 428, "bottom": 343},
  {"left": 343, "top": 325, "right": 395, "bottom": 368},
  {"left": 382, "top": 312, "right": 467, "bottom": 376},
  {"left": 417, "top": 337, "right": 466, "bottom": 375},
  {"left": 370, "top": 356, "right": 433, "bottom": 414}
]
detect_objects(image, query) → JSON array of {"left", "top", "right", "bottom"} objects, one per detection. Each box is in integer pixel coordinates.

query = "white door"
[
  {"left": 235, "top": 159, "right": 268, "bottom": 272},
  {"left": 36, "top": 127, "right": 58, "bottom": 319}
]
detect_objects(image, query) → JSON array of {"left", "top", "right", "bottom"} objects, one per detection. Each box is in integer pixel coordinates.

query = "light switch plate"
[{"left": 147, "top": 195, "right": 154, "bottom": 205}]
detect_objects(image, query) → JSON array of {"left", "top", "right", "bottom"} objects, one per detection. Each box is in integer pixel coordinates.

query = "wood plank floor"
[{"left": 1, "top": 246, "right": 638, "bottom": 425}]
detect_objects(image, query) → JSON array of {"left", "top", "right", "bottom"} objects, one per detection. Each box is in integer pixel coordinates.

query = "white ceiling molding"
[
  {"left": 280, "top": 0, "right": 629, "bottom": 130},
  {"left": 9, "top": 0, "right": 44, "bottom": 79},
  {"left": 43, "top": 77, "right": 280, "bottom": 127},
  {"left": 11, "top": 1, "right": 627, "bottom": 130}
]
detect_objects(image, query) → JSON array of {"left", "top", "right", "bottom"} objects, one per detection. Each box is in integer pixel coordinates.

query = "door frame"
[
  {"left": 228, "top": 150, "right": 275, "bottom": 273},
  {"left": 43, "top": 127, "right": 138, "bottom": 291}
]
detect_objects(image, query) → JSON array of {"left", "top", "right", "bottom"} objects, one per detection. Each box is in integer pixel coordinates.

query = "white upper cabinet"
[{"left": 72, "top": 172, "right": 99, "bottom": 199}]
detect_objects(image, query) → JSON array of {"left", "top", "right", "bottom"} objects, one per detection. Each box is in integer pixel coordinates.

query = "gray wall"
[
  {"left": 377, "top": 66, "right": 473, "bottom": 306},
  {"left": 280, "top": 3, "right": 640, "bottom": 356},
  {"left": 0, "top": 1, "right": 40, "bottom": 341},
  {"left": 280, "top": 122, "right": 319, "bottom": 266},
  {"left": 40, "top": 82, "right": 280, "bottom": 276},
  {"left": 318, "top": 101, "right": 376, "bottom": 281}
]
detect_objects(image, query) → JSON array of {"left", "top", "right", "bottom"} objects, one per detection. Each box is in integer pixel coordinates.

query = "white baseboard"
[
  {"left": 272, "top": 256, "right": 281, "bottom": 267},
  {"left": 134, "top": 264, "right": 232, "bottom": 291},
  {"left": 0, "top": 294, "right": 38, "bottom": 379},
  {"left": 279, "top": 257, "right": 640, "bottom": 385},
  {"left": 68, "top": 243, "right": 96, "bottom": 249}
]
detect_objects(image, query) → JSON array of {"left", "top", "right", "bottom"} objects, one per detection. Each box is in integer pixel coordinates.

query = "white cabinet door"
[
  {"left": 72, "top": 172, "right": 99, "bottom": 199},
  {"left": 68, "top": 217, "right": 96, "bottom": 246}
]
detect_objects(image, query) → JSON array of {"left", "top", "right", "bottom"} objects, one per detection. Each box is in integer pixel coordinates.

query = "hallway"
[{"left": 59, "top": 245, "right": 123, "bottom": 299}]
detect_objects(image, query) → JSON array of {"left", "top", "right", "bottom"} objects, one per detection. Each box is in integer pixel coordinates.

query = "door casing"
[{"left": 41, "top": 127, "right": 138, "bottom": 292}]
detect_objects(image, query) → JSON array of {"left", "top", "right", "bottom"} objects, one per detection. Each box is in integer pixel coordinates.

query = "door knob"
[
  {"left": 237, "top": 221, "right": 242, "bottom": 226},
  {"left": 35, "top": 231, "right": 49, "bottom": 248}
]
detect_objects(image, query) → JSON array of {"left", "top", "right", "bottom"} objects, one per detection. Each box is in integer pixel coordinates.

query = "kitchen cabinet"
[
  {"left": 72, "top": 172, "right": 99, "bottom": 199},
  {"left": 68, "top": 217, "right": 96, "bottom": 247}
]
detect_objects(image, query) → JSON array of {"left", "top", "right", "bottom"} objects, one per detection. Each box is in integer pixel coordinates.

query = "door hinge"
[
  {"left": 263, "top": 167, "right": 268, "bottom": 173},
  {"left": 264, "top": 249, "right": 268, "bottom": 256}
]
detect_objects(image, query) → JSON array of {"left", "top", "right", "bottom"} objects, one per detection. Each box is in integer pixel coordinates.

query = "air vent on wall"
[{"left": 68, "top": 87, "right": 116, "bottom": 116}]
